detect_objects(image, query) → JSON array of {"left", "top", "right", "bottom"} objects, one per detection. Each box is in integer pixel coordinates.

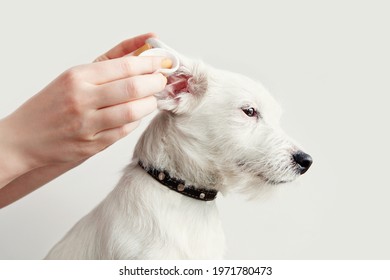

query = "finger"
[
  {"left": 93, "top": 95, "right": 157, "bottom": 133},
  {"left": 95, "top": 121, "right": 141, "bottom": 146},
  {"left": 82, "top": 56, "right": 170, "bottom": 85},
  {"left": 93, "top": 73, "right": 167, "bottom": 109},
  {"left": 94, "top": 33, "right": 156, "bottom": 62}
]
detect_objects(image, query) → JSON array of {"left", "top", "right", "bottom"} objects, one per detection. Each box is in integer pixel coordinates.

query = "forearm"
[
  {"left": 0, "top": 160, "right": 83, "bottom": 208},
  {"left": 0, "top": 117, "right": 35, "bottom": 188},
  {"left": 0, "top": 163, "right": 27, "bottom": 192}
]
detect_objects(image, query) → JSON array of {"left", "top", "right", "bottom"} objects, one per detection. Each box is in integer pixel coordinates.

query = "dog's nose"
[{"left": 293, "top": 151, "right": 313, "bottom": 175}]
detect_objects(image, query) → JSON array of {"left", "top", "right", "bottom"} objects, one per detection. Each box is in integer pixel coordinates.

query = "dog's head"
[{"left": 141, "top": 41, "right": 312, "bottom": 194}]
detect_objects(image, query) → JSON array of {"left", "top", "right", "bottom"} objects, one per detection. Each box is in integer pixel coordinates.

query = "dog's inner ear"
[
  {"left": 156, "top": 68, "right": 207, "bottom": 114},
  {"left": 165, "top": 73, "right": 192, "bottom": 97}
]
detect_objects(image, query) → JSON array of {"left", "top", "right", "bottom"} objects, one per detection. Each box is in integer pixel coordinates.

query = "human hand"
[{"left": 0, "top": 33, "right": 170, "bottom": 172}]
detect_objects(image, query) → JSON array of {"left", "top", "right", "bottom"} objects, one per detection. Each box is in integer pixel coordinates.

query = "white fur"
[{"left": 45, "top": 50, "right": 308, "bottom": 259}]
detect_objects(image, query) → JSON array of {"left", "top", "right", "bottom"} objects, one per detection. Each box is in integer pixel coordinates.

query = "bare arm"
[
  {"left": 0, "top": 161, "right": 83, "bottom": 208},
  {"left": 0, "top": 33, "right": 170, "bottom": 208}
]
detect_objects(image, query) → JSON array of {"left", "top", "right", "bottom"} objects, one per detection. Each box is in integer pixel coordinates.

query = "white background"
[{"left": 0, "top": 0, "right": 389, "bottom": 259}]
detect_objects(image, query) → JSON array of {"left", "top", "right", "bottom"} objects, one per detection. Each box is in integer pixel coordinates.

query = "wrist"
[{"left": 0, "top": 117, "right": 36, "bottom": 188}]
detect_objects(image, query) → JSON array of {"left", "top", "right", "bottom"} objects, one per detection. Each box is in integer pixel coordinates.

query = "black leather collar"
[{"left": 138, "top": 161, "right": 218, "bottom": 201}]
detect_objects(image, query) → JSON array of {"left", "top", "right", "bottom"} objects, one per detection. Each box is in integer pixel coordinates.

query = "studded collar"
[{"left": 138, "top": 161, "right": 218, "bottom": 201}]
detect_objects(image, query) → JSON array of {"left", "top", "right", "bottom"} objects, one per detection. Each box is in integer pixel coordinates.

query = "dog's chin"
[{"left": 255, "top": 173, "right": 297, "bottom": 186}]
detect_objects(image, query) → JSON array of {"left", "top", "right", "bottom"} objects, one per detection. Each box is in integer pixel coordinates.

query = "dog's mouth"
[{"left": 237, "top": 161, "right": 295, "bottom": 185}]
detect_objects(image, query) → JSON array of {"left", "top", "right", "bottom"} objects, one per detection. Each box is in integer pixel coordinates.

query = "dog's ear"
[
  {"left": 144, "top": 38, "right": 208, "bottom": 114},
  {"left": 156, "top": 65, "right": 208, "bottom": 114}
]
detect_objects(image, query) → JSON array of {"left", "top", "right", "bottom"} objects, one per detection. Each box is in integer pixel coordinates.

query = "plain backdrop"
[{"left": 0, "top": 0, "right": 389, "bottom": 259}]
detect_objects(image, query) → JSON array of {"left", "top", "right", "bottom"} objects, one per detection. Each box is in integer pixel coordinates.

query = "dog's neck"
[
  {"left": 138, "top": 161, "right": 218, "bottom": 201},
  {"left": 133, "top": 111, "right": 223, "bottom": 192}
]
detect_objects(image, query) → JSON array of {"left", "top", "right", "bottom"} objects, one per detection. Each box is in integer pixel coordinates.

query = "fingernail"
[
  {"left": 133, "top": 43, "right": 152, "bottom": 56},
  {"left": 161, "top": 74, "right": 168, "bottom": 85},
  {"left": 161, "top": 58, "right": 173, "bottom": 69}
]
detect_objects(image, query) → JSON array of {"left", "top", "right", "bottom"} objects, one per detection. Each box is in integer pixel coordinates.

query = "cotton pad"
[{"left": 136, "top": 38, "right": 180, "bottom": 76}]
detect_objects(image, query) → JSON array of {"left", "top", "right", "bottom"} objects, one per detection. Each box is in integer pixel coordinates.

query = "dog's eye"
[{"left": 242, "top": 107, "right": 257, "bottom": 117}]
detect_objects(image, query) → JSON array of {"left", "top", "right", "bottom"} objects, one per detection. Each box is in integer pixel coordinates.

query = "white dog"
[{"left": 45, "top": 41, "right": 312, "bottom": 260}]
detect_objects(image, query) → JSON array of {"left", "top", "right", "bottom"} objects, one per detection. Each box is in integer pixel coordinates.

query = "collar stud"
[
  {"left": 177, "top": 183, "right": 185, "bottom": 192},
  {"left": 158, "top": 172, "right": 165, "bottom": 181}
]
